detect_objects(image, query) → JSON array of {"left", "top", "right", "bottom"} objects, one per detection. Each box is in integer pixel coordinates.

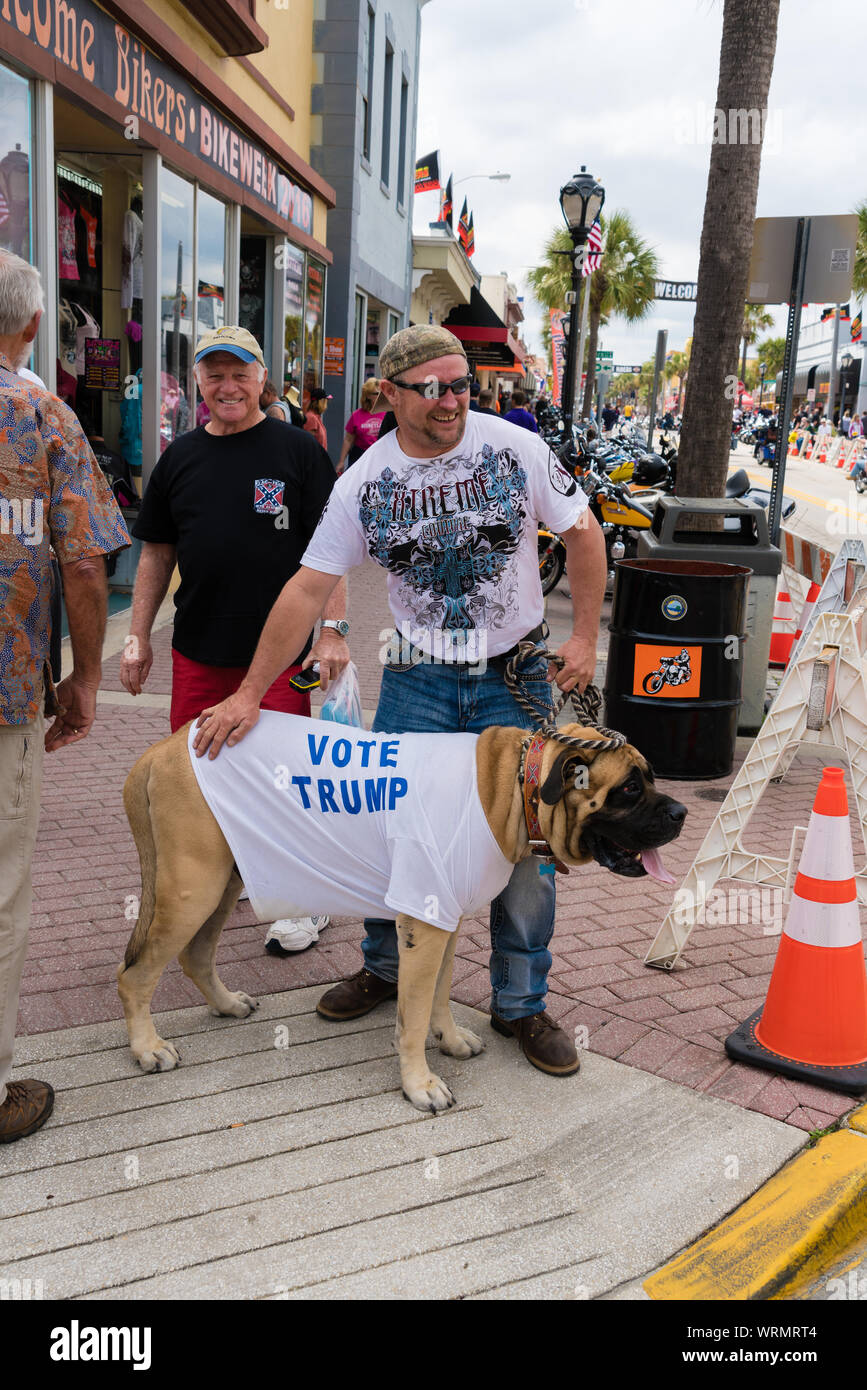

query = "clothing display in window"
[
  {"left": 57, "top": 298, "right": 78, "bottom": 377},
  {"left": 80, "top": 206, "right": 98, "bottom": 269},
  {"left": 58, "top": 192, "right": 79, "bottom": 280},
  {"left": 74, "top": 305, "right": 100, "bottom": 375},
  {"left": 119, "top": 368, "right": 143, "bottom": 477},
  {"left": 122, "top": 208, "right": 144, "bottom": 308}
]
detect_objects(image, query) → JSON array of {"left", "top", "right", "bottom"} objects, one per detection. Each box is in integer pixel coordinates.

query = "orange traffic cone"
[
  {"left": 726, "top": 768, "right": 867, "bottom": 1093},
  {"left": 768, "top": 588, "right": 796, "bottom": 667},
  {"left": 788, "top": 581, "right": 821, "bottom": 665}
]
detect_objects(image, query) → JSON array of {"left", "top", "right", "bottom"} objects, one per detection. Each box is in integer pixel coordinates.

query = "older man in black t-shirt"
[{"left": 122, "top": 325, "right": 348, "bottom": 953}]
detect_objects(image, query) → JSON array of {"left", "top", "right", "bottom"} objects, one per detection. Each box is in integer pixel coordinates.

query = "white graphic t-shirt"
[
  {"left": 188, "top": 712, "right": 513, "bottom": 932},
  {"left": 301, "top": 411, "right": 587, "bottom": 660}
]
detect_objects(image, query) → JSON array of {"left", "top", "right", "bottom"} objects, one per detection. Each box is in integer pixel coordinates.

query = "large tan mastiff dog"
[{"left": 118, "top": 723, "right": 685, "bottom": 1113}]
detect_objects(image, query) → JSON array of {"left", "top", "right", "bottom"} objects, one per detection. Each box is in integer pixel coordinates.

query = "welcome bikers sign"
[{"left": 0, "top": 0, "right": 314, "bottom": 235}]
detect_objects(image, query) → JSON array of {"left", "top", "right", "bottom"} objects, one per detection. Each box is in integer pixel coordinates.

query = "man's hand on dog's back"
[{"left": 193, "top": 685, "right": 261, "bottom": 758}]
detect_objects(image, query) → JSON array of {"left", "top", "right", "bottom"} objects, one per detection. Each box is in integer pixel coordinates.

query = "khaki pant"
[{"left": 0, "top": 715, "right": 44, "bottom": 1106}]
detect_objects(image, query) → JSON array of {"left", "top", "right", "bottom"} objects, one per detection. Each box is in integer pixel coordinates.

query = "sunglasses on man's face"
[{"left": 390, "top": 374, "right": 472, "bottom": 399}]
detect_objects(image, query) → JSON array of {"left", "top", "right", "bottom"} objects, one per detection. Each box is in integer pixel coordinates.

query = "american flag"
[
  {"left": 582, "top": 218, "right": 602, "bottom": 277},
  {"left": 0, "top": 190, "right": 8, "bottom": 227}
]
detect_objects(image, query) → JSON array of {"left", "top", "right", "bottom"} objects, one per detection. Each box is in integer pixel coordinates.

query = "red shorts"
[{"left": 170, "top": 649, "right": 311, "bottom": 733}]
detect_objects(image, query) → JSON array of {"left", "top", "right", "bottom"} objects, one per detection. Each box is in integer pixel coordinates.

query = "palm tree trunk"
[
  {"left": 581, "top": 304, "right": 601, "bottom": 420},
  {"left": 676, "top": 0, "right": 781, "bottom": 496}
]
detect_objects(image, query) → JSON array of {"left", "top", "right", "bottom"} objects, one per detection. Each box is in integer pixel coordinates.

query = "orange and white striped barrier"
[
  {"left": 725, "top": 767, "right": 867, "bottom": 1093},
  {"left": 788, "top": 581, "right": 821, "bottom": 665},
  {"left": 768, "top": 587, "right": 796, "bottom": 667},
  {"left": 780, "top": 529, "right": 834, "bottom": 587}
]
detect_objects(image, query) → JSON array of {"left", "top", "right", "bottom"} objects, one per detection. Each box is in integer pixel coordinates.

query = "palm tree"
[
  {"left": 667, "top": 349, "right": 690, "bottom": 412},
  {"left": 755, "top": 334, "right": 786, "bottom": 380},
  {"left": 853, "top": 198, "right": 867, "bottom": 302},
  {"left": 527, "top": 232, "right": 592, "bottom": 399},
  {"left": 528, "top": 213, "right": 658, "bottom": 418},
  {"left": 580, "top": 210, "right": 659, "bottom": 419},
  {"left": 676, "top": 0, "right": 782, "bottom": 497},
  {"left": 739, "top": 304, "right": 774, "bottom": 399}
]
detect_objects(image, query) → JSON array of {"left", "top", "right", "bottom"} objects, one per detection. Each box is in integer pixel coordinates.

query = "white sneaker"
[{"left": 264, "top": 915, "right": 330, "bottom": 956}]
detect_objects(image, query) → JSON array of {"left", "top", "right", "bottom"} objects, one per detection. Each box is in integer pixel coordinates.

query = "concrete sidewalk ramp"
[{"left": 1, "top": 988, "right": 802, "bottom": 1300}]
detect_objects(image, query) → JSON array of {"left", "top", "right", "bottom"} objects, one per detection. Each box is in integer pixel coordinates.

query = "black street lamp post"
[
  {"left": 558, "top": 166, "right": 604, "bottom": 433},
  {"left": 840, "top": 351, "right": 853, "bottom": 425}
]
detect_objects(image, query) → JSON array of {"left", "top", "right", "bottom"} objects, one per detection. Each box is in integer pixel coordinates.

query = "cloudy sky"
[{"left": 413, "top": 0, "right": 866, "bottom": 366}]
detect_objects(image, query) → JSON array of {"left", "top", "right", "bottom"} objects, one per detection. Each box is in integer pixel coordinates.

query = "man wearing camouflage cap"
[{"left": 194, "top": 324, "right": 607, "bottom": 1077}]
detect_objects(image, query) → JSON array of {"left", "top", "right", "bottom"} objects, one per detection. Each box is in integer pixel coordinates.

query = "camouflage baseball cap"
[{"left": 379, "top": 324, "right": 467, "bottom": 380}]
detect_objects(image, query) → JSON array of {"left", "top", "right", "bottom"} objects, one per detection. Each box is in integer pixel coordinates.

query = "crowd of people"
[{"left": 0, "top": 250, "right": 607, "bottom": 1144}]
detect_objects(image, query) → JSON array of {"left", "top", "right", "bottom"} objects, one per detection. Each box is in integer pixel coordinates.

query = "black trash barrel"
[{"left": 604, "top": 558, "right": 750, "bottom": 779}]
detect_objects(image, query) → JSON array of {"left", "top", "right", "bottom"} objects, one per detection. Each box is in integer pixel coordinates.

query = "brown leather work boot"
[
  {"left": 0, "top": 1079, "right": 55, "bottom": 1143},
  {"left": 316, "top": 968, "right": 398, "bottom": 1021},
  {"left": 490, "top": 1011, "right": 580, "bottom": 1076}
]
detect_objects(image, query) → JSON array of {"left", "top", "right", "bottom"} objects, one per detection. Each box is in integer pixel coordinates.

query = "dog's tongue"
[{"left": 640, "top": 848, "right": 676, "bottom": 884}]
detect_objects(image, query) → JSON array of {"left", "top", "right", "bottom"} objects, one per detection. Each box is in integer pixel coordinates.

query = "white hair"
[{"left": 0, "top": 250, "right": 45, "bottom": 335}]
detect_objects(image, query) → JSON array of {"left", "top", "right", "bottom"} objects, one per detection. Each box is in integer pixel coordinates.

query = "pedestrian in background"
[
  {"left": 121, "top": 325, "right": 349, "bottom": 957},
  {"left": 0, "top": 250, "right": 129, "bottom": 1143},
  {"left": 260, "top": 379, "right": 294, "bottom": 424},
  {"left": 476, "top": 388, "right": 498, "bottom": 416},
  {"left": 336, "top": 377, "right": 386, "bottom": 473},
  {"left": 304, "top": 387, "right": 331, "bottom": 452},
  {"left": 504, "top": 388, "right": 539, "bottom": 433}
]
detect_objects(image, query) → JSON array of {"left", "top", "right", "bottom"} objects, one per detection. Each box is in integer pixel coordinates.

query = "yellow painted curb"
[
  {"left": 644, "top": 1129, "right": 867, "bottom": 1301},
  {"left": 848, "top": 1103, "right": 867, "bottom": 1136}
]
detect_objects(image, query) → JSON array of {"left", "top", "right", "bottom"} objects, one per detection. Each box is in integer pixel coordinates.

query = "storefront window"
[
  {"left": 196, "top": 190, "right": 226, "bottom": 336},
  {"left": 0, "top": 64, "right": 31, "bottom": 260},
  {"left": 283, "top": 241, "right": 305, "bottom": 395},
  {"left": 239, "top": 235, "right": 268, "bottom": 347},
  {"left": 303, "top": 256, "right": 325, "bottom": 397},
  {"left": 160, "top": 167, "right": 195, "bottom": 449}
]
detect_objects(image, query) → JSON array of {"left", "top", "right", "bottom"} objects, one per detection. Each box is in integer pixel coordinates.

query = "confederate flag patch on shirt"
[{"left": 254, "top": 478, "right": 285, "bottom": 514}]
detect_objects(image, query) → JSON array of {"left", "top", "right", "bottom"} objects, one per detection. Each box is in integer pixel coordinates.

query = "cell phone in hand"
[{"left": 289, "top": 665, "right": 321, "bottom": 692}]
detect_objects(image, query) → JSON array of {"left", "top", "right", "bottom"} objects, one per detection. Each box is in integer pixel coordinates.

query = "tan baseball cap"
[{"left": 194, "top": 324, "right": 266, "bottom": 369}]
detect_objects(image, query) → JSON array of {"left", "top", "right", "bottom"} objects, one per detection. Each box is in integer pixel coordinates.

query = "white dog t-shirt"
[{"left": 188, "top": 711, "right": 513, "bottom": 932}]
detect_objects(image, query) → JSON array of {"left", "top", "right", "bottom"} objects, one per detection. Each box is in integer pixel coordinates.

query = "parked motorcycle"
[{"left": 538, "top": 527, "right": 567, "bottom": 596}]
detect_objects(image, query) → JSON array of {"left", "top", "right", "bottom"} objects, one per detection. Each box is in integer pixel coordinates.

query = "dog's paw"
[
  {"left": 136, "top": 1039, "right": 180, "bottom": 1073},
  {"left": 210, "top": 991, "right": 259, "bottom": 1019},
  {"left": 436, "top": 1024, "right": 484, "bottom": 1060},
  {"left": 401, "top": 1071, "right": 456, "bottom": 1114}
]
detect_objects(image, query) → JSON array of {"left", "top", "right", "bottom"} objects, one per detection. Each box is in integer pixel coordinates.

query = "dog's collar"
[{"left": 520, "top": 731, "right": 569, "bottom": 875}]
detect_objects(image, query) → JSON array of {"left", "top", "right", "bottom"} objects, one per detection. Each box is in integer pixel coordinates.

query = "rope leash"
[{"left": 503, "top": 640, "right": 627, "bottom": 754}]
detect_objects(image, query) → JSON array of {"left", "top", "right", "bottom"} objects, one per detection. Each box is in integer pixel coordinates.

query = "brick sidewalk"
[{"left": 20, "top": 563, "right": 863, "bottom": 1133}]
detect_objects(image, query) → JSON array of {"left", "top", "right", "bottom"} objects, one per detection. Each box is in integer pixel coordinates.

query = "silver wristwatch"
[{"left": 321, "top": 619, "right": 350, "bottom": 637}]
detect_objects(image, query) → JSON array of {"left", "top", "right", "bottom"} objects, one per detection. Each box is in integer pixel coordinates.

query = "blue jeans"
[{"left": 361, "top": 649, "right": 556, "bottom": 1020}]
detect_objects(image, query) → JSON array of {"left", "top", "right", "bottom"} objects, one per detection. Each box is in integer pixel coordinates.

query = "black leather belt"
[
  {"left": 387, "top": 621, "right": 548, "bottom": 672},
  {"left": 487, "top": 621, "right": 549, "bottom": 671}
]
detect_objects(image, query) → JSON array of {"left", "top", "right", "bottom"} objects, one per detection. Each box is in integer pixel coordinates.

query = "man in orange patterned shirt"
[{"left": 0, "top": 250, "right": 129, "bottom": 1144}]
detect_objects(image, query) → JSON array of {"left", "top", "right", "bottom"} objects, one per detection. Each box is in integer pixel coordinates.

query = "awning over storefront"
[{"left": 442, "top": 288, "right": 524, "bottom": 370}]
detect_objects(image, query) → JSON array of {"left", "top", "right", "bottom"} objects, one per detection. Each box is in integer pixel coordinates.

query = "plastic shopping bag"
[{"left": 320, "top": 660, "right": 364, "bottom": 727}]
